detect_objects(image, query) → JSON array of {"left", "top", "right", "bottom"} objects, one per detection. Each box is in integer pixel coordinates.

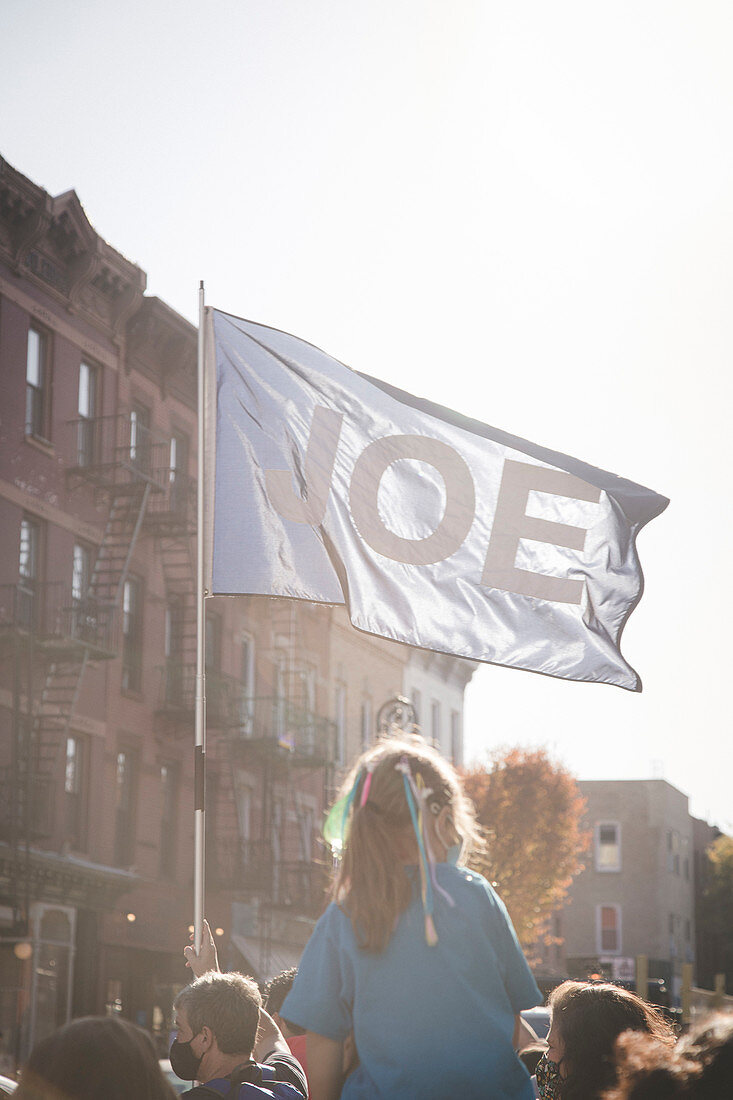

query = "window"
[
  {"left": 71, "top": 543, "right": 90, "bottom": 603},
  {"left": 205, "top": 612, "right": 221, "bottom": 672},
  {"left": 299, "top": 803, "right": 315, "bottom": 862},
  {"left": 26, "top": 326, "right": 49, "bottom": 438},
  {"left": 164, "top": 596, "right": 183, "bottom": 702},
  {"left": 159, "top": 764, "right": 178, "bottom": 876},
  {"left": 597, "top": 904, "right": 621, "bottom": 954},
  {"left": 238, "top": 635, "right": 255, "bottom": 734},
  {"left": 64, "top": 735, "right": 86, "bottom": 846},
  {"left": 121, "top": 578, "right": 142, "bottom": 691},
  {"left": 274, "top": 659, "right": 288, "bottom": 745},
  {"left": 77, "top": 361, "right": 98, "bottom": 465},
  {"left": 431, "top": 700, "right": 441, "bottom": 749},
  {"left": 236, "top": 780, "right": 252, "bottom": 848},
  {"left": 169, "top": 431, "right": 189, "bottom": 513},
  {"left": 335, "top": 684, "right": 346, "bottom": 766},
  {"left": 667, "top": 830, "right": 680, "bottom": 875},
  {"left": 361, "top": 697, "right": 373, "bottom": 750},
  {"left": 412, "top": 690, "right": 422, "bottom": 731},
  {"left": 114, "top": 750, "right": 137, "bottom": 866},
  {"left": 129, "top": 404, "right": 150, "bottom": 473},
  {"left": 18, "top": 516, "right": 40, "bottom": 629},
  {"left": 450, "top": 710, "right": 462, "bottom": 765},
  {"left": 595, "top": 823, "right": 621, "bottom": 872},
  {"left": 71, "top": 543, "right": 94, "bottom": 639}
]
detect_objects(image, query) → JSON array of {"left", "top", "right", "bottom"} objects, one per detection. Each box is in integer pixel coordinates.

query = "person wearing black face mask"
[{"left": 171, "top": 971, "right": 307, "bottom": 1099}]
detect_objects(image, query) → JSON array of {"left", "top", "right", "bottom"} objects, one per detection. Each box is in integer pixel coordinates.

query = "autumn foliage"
[{"left": 463, "top": 747, "right": 589, "bottom": 952}]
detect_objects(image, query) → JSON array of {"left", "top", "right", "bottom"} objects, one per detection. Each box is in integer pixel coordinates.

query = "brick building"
[
  {"left": 0, "top": 155, "right": 475, "bottom": 1068},
  {"left": 554, "top": 779, "right": 697, "bottom": 1003}
]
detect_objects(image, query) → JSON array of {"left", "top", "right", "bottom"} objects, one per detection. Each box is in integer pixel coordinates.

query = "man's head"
[{"left": 172, "top": 971, "right": 261, "bottom": 1081}]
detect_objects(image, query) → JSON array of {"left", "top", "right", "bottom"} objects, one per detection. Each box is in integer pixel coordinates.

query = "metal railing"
[
  {"left": 155, "top": 665, "right": 241, "bottom": 726},
  {"left": 0, "top": 582, "right": 117, "bottom": 654},
  {"left": 155, "top": 673, "right": 337, "bottom": 760},
  {"left": 67, "top": 413, "right": 171, "bottom": 491},
  {"left": 213, "top": 838, "right": 329, "bottom": 914},
  {"left": 0, "top": 766, "right": 56, "bottom": 840},
  {"left": 230, "top": 696, "right": 336, "bottom": 762},
  {"left": 144, "top": 470, "right": 196, "bottom": 533}
]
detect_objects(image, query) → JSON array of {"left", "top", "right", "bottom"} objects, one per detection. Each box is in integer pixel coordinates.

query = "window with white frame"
[
  {"left": 412, "top": 689, "right": 422, "bottom": 731},
  {"left": 238, "top": 634, "right": 255, "bottom": 734},
  {"left": 450, "top": 709, "right": 462, "bottom": 766},
  {"left": 169, "top": 430, "right": 189, "bottom": 513},
  {"left": 431, "top": 700, "right": 441, "bottom": 749},
  {"left": 361, "top": 697, "right": 373, "bottom": 750},
  {"left": 26, "top": 326, "right": 50, "bottom": 438},
  {"left": 77, "top": 361, "right": 98, "bottom": 465},
  {"left": 19, "top": 516, "right": 40, "bottom": 629},
  {"left": 64, "top": 734, "right": 86, "bottom": 846},
  {"left": 597, "top": 904, "right": 621, "bottom": 954},
  {"left": 595, "top": 822, "right": 621, "bottom": 871},
  {"left": 121, "top": 577, "right": 142, "bottom": 692}
]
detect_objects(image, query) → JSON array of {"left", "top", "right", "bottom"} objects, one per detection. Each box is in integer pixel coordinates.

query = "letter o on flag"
[{"left": 349, "top": 435, "right": 475, "bottom": 566}]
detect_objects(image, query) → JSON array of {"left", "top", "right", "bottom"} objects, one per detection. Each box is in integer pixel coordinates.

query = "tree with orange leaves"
[{"left": 463, "top": 747, "right": 589, "bottom": 953}]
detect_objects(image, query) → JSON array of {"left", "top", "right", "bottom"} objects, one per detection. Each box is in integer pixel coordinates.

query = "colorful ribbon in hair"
[
  {"left": 397, "top": 758, "right": 439, "bottom": 946},
  {"left": 323, "top": 765, "right": 364, "bottom": 851}
]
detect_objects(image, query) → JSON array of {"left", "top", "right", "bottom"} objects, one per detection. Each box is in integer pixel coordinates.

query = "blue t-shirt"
[{"left": 282, "top": 863, "right": 541, "bottom": 1099}]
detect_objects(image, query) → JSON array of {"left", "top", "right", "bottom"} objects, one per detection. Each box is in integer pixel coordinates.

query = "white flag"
[{"left": 204, "top": 308, "right": 668, "bottom": 691}]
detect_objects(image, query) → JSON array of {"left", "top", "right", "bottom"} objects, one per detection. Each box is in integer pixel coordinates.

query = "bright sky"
[{"left": 3, "top": 1, "right": 732, "bottom": 829}]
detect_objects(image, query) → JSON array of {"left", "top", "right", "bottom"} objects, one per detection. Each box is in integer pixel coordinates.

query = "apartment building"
[
  {"left": 558, "top": 779, "right": 696, "bottom": 1002},
  {"left": 0, "top": 154, "right": 428, "bottom": 1066}
]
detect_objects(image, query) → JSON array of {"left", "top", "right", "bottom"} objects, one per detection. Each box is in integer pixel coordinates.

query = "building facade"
[
  {"left": 558, "top": 779, "right": 696, "bottom": 1002},
  {"left": 403, "top": 650, "right": 477, "bottom": 767},
  {"left": 0, "top": 155, "right": 443, "bottom": 1069}
]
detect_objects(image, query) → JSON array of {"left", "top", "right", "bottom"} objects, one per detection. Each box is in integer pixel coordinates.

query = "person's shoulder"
[
  {"left": 439, "top": 863, "right": 492, "bottom": 892},
  {"left": 261, "top": 1051, "right": 308, "bottom": 1096},
  {"left": 438, "top": 864, "right": 508, "bottom": 910}
]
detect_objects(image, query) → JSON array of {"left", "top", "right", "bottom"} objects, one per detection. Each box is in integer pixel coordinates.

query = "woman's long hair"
[
  {"left": 15, "top": 1016, "right": 178, "bottom": 1100},
  {"left": 548, "top": 981, "right": 676, "bottom": 1100},
  {"left": 332, "top": 735, "right": 482, "bottom": 953}
]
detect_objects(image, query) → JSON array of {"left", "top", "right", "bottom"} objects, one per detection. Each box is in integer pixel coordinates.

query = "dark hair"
[
  {"left": 604, "top": 1010, "right": 733, "bottom": 1099},
  {"left": 175, "top": 971, "right": 261, "bottom": 1056},
  {"left": 549, "top": 981, "right": 675, "bottom": 1100},
  {"left": 263, "top": 968, "right": 305, "bottom": 1036},
  {"left": 15, "top": 1015, "right": 177, "bottom": 1100},
  {"left": 263, "top": 967, "right": 298, "bottom": 1015},
  {"left": 333, "top": 736, "right": 482, "bottom": 953}
]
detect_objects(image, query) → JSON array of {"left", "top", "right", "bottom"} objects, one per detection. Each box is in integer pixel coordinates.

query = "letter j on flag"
[{"left": 203, "top": 308, "right": 669, "bottom": 691}]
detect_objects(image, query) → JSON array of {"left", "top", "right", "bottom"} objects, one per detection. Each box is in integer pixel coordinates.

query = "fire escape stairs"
[{"left": 29, "top": 482, "right": 152, "bottom": 792}]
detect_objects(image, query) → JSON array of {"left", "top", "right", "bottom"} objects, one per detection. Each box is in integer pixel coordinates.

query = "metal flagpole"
[{"left": 194, "top": 280, "right": 207, "bottom": 953}]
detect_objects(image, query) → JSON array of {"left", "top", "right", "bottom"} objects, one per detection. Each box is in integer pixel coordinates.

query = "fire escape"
[
  {"left": 208, "top": 599, "right": 337, "bottom": 978},
  {"left": 0, "top": 411, "right": 169, "bottom": 928}
]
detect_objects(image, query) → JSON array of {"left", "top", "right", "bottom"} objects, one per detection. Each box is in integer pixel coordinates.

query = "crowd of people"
[{"left": 9, "top": 738, "right": 733, "bottom": 1099}]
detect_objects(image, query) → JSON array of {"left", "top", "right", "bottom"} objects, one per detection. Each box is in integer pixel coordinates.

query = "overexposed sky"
[{"left": 2, "top": 1, "right": 732, "bottom": 828}]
